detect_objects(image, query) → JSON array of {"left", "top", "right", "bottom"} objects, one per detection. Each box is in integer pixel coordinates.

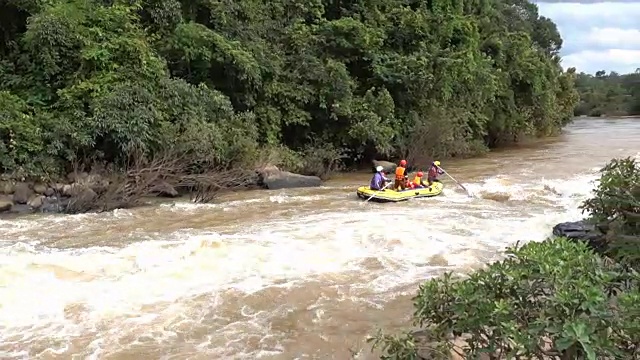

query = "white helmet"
[{"left": 376, "top": 166, "right": 384, "bottom": 172}]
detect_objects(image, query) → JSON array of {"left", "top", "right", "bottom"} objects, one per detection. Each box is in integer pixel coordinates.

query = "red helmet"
[
  {"left": 400, "top": 159, "right": 407, "bottom": 166},
  {"left": 417, "top": 171, "right": 423, "bottom": 177}
]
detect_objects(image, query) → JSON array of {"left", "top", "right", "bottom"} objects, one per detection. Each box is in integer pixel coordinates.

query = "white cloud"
[
  {"left": 536, "top": 2, "right": 640, "bottom": 73},
  {"left": 561, "top": 49, "right": 640, "bottom": 73},
  {"left": 586, "top": 27, "right": 640, "bottom": 48},
  {"left": 560, "top": 27, "right": 640, "bottom": 54},
  {"left": 537, "top": 2, "right": 640, "bottom": 29}
]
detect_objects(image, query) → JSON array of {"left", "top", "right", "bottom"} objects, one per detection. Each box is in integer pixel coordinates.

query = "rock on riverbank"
[
  {"left": 552, "top": 220, "right": 608, "bottom": 253},
  {"left": 0, "top": 167, "right": 322, "bottom": 215},
  {"left": 256, "top": 165, "right": 322, "bottom": 190},
  {"left": 0, "top": 172, "right": 183, "bottom": 215}
]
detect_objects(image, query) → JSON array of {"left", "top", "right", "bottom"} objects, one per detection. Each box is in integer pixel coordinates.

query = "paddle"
[
  {"left": 364, "top": 180, "right": 392, "bottom": 202},
  {"left": 439, "top": 167, "right": 473, "bottom": 197}
]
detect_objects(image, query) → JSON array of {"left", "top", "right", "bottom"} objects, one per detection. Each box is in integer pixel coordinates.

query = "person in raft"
[
  {"left": 427, "top": 160, "right": 444, "bottom": 186},
  {"left": 410, "top": 171, "right": 430, "bottom": 189},
  {"left": 394, "top": 159, "right": 408, "bottom": 190},
  {"left": 370, "top": 166, "right": 390, "bottom": 190}
]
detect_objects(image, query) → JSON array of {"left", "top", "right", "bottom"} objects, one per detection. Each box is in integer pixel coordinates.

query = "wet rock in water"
[
  {"left": 43, "top": 187, "right": 55, "bottom": 196},
  {"left": 27, "top": 194, "right": 45, "bottom": 209},
  {"left": 9, "top": 203, "right": 33, "bottom": 214},
  {"left": 41, "top": 196, "right": 68, "bottom": 213},
  {"left": 13, "top": 182, "right": 33, "bottom": 204},
  {"left": 259, "top": 167, "right": 321, "bottom": 190},
  {"left": 552, "top": 220, "right": 607, "bottom": 252},
  {"left": 0, "top": 196, "right": 12, "bottom": 212},
  {"left": 372, "top": 160, "right": 397, "bottom": 173},
  {"left": 150, "top": 180, "right": 179, "bottom": 198}
]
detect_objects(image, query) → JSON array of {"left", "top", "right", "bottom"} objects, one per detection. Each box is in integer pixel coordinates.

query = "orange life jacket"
[{"left": 395, "top": 166, "right": 405, "bottom": 180}]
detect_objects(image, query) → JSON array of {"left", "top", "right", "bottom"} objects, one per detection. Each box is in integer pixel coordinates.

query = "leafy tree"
[
  {"left": 581, "top": 157, "right": 640, "bottom": 267},
  {"left": 0, "top": 0, "right": 579, "bottom": 180},
  {"left": 573, "top": 70, "right": 640, "bottom": 117}
]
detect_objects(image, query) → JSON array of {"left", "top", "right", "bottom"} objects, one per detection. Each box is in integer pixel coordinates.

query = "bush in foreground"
[
  {"left": 370, "top": 237, "right": 640, "bottom": 359},
  {"left": 580, "top": 157, "right": 640, "bottom": 267}
]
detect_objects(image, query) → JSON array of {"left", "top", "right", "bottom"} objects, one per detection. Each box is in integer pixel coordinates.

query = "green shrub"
[
  {"left": 580, "top": 157, "right": 640, "bottom": 267},
  {"left": 370, "top": 237, "right": 640, "bottom": 359},
  {"left": 297, "top": 141, "right": 347, "bottom": 179}
]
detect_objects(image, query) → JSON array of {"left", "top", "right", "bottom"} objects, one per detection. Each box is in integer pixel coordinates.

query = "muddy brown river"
[{"left": 1, "top": 118, "right": 639, "bottom": 359}]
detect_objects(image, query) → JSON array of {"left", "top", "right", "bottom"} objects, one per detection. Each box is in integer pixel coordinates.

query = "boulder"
[
  {"left": 552, "top": 220, "right": 607, "bottom": 253},
  {"left": 372, "top": 160, "right": 397, "bottom": 173},
  {"left": 27, "top": 195, "right": 45, "bottom": 209},
  {"left": 44, "top": 187, "right": 55, "bottom": 196},
  {"left": 75, "top": 187, "right": 98, "bottom": 203},
  {"left": 62, "top": 183, "right": 82, "bottom": 197},
  {"left": 150, "top": 180, "right": 179, "bottom": 198},
  {"left": 0, "top": 181, "right": 15, "bottom": 194},
  {"left": 260, "top": 170, "right": 321, "bottom": 190},
  {"left": 13, "top": 182, "right": 33, "bottom": 204},
  {"left": 33, "top": 183, "right": 48, "bottom": 194},
  {"left": 0, "top": 196, "right": 12, "bottom": 212}
]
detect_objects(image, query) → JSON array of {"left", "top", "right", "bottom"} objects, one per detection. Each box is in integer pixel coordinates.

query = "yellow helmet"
[{"left": 433, "top": 160, "right": 441, "bottom": 166}]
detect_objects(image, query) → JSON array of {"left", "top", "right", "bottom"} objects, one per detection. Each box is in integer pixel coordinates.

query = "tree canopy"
[
  {"left": 573, "top": 69, "right": 640, "bottom": 117},
  {"left": 0, "top": 0, "right": 578, "bottom": 179}
]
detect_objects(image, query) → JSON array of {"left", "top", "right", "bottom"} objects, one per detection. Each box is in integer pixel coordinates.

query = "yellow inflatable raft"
[{"left": 356, "top": 181, "right": 444, "bottom": 203}]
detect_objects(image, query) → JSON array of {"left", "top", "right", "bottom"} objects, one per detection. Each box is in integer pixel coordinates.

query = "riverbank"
[
  {"left": 6, "top": 116, "right": 639, "bottom": 217},
  {"left": 0, "top": 155, "right": 513, "bottom": 216},
  {"left": 0, "top": 140, "right": 563, "bottom": 216},
  {"left": 0, "top": 164, "right": 326, "bottom": 216}
]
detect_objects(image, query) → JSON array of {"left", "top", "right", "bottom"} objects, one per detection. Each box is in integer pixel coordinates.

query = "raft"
[{"left": 356, "top": 181, "right": 445, "bottom": 203}]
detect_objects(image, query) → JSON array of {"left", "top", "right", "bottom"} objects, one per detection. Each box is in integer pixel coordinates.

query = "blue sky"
[{"left": 535, "top": 0, "right": 640, "bottom": 74}]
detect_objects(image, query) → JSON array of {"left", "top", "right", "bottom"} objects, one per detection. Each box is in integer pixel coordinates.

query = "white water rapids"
[{"left": 0, "top": 118, "right": 639, "bottom": 359}]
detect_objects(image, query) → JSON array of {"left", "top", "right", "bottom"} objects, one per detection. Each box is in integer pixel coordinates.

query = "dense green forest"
[
  {"left": 0, "top": 0, "right": 578, "bottom": 180},
  {"left": 574, "top": 70, "right": 640, "bottom": 117}
]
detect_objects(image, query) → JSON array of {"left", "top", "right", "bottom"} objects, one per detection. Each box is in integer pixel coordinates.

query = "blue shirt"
[{"left": 370, "top": 172, "right": 385, "bottom": 190}]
